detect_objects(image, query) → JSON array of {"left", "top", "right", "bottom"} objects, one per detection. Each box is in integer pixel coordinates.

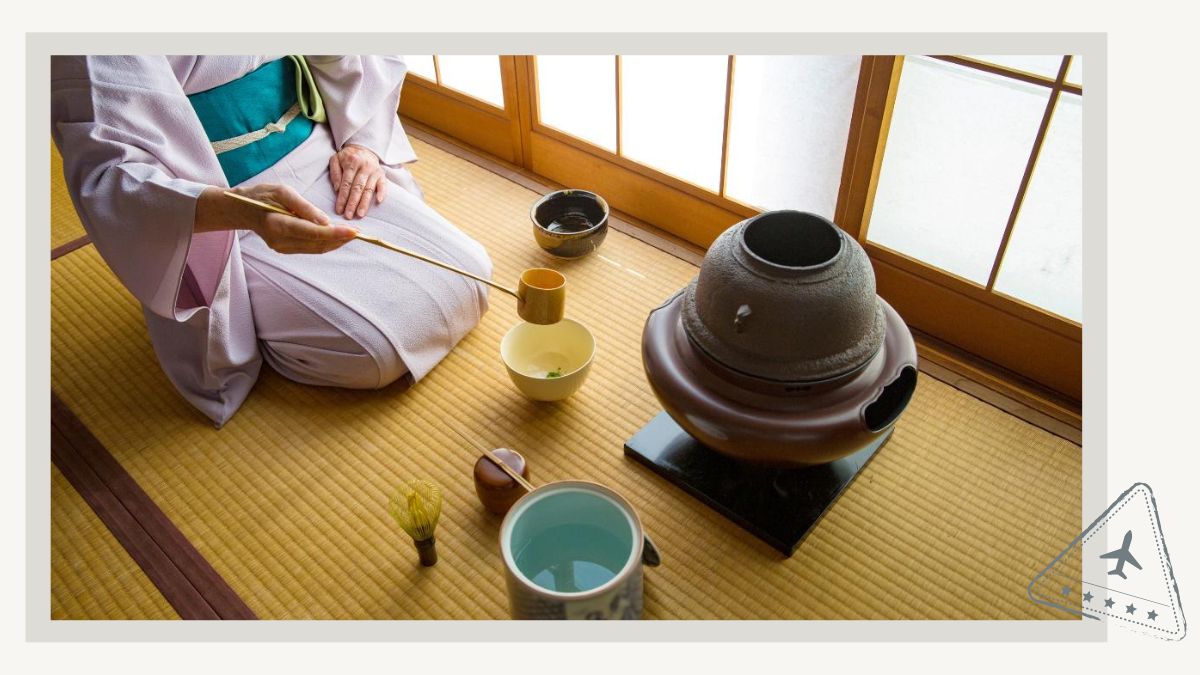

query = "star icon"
[
  {"left": 1126, "top": 603, "right": 1137, "bottom": 615},
  {"left": 1083, "top": 591, "right": 1094, "bottom": 603},
  {"left": 1104, "top": 597, "right": 1115, "bottom": 608},
  {"left": 1061, "top": 585, "right": 1071, "bottom": 596},
  {"left": 1147, "top": 610, "right": 1158, "bottom": 621}
]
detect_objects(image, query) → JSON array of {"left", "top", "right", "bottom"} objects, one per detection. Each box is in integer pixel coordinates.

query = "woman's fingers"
[
  {"left": 328, "top": 155, "right": 343, "bottom": 193},
  {"left": 329, "top": 146, "right": 387, "bottom": 219},
  {"left": 335, "top": 164, "right": 360, "bottom": 216},
  {"left": 356, "top": 172, "right": 381, "bottom": 218},
  {"left": 260, "top": 213, "right": 356, "bottom": 254},
  {"left": 240, "top": 184, "right": 361, "bottom": 255},
  {"left": 270, "top": 214, "right": 356, "bottom": 240},
  {"left": 271, "top": 236, "right": 355, "bottom": 254},
  {"left": 374, "top": 168, "right": 388, "bottom": 201},
  {"left": 343, "top": 170, "right": 370, "bottom": 219},
  {"left": 270, "top": 185, "right": 331, "bottom": 226}
]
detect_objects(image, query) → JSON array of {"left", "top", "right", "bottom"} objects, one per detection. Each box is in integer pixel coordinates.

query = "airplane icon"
[{"left": 1100, "top": 530, "right": 1143, "bottom": 580}]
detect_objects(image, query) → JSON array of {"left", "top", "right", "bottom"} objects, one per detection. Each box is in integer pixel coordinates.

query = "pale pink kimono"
[{"left": 51, "top": 56, "right": 492, "bottom": 426}]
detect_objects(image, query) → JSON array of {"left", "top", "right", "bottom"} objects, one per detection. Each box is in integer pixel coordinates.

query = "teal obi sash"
[{"left": 187, "top": 57, "right": 325, "bottom": 186}]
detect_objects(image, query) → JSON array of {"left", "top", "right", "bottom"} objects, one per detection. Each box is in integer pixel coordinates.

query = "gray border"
[{"left": 27, "top": 32, "right": 1105, "bottom": 642}]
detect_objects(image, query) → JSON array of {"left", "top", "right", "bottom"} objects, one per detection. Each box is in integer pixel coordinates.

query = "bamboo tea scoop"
[
  {"left": 480, "top": 447, "right": 662, "bottom": 568},
  {"left": 224, "top": 191, "right": 566, "bottom": 324}
]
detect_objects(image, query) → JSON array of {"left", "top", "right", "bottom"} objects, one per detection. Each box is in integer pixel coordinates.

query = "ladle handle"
[
  {"left": 353, "top": 233, "right": 518, "bottom": 298},
  {"left": 483, "top": 448, "right": 537, "bottom": 492},
  {"left": 480, "top": 448, "right": 662, "bottom": 567},
  {"left": 222, "top": 190, "right": 518, "bottom": 298}
]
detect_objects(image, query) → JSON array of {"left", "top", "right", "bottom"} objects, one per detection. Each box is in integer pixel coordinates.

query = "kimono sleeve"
[
  {"left": 306, "top": 55, "right": 418, "bottom": 167},
  {"left": 51, "top": 55, "right": 222, "bottom": 320}
]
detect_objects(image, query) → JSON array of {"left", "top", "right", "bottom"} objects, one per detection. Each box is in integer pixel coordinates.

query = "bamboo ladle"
[
  {"left": 442, "top": 422, "right": 661, "bottom": 566},
  {"left": 224, "top": 191, "right": 566, "bottom": 324},
  {"left": 479, "top": 447, "right": 662, "bottom": 567}
]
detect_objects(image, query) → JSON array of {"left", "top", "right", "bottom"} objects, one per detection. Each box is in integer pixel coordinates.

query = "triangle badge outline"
[{"left": 1028, "top": 482, "right": 1186, "bottom": 640}]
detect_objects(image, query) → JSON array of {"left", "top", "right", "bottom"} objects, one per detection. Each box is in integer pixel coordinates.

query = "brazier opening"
[
  {"left": 742, "top": 211, "right": 843, "bottom": 268},
  {"left": 864, "top": 366, "right": 918, "bottom": 432}
]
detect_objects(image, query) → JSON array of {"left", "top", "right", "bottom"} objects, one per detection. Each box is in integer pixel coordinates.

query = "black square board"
[{"left": 624, "top": 412, "right": 891, "bottom": 556}]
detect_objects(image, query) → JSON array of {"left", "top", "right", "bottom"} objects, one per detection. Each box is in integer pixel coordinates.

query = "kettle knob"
[{"left": 734, "top": 304, "right": 752, "bottom": 333}]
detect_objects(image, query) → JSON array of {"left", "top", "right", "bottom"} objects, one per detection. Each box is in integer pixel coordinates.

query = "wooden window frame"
[
  {"left": 398, "top": 54, "right": 1083, "bottom": 403},
  {"left": 400, "top": 56, "right": 527, "bottom": 165},
  {"left": 840, "top": 55, "right": 1082, "bottom": 401}
]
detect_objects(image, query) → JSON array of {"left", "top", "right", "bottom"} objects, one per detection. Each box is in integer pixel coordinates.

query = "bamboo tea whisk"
[{"left": 388, "top": 479, "right": 443, "bottom": 566}]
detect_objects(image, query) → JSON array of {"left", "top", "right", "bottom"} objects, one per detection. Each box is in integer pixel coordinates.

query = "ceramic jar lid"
[
  {"left": 681, "top": 211, "right": 885, "bottom": 383},
  {"left": 473, "top": 448, "right": 529, "bottom": 515}
]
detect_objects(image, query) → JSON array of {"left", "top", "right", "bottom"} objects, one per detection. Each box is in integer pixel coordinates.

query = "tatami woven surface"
[
  {"left": 49, "top": 136, "right": 1082, "bottom": 619},
  {"left": 50, "top": 142, "right": 87, "bottom": 250},
  {"left": 50, "top": 465, "right": 179, "bottom": 620}
]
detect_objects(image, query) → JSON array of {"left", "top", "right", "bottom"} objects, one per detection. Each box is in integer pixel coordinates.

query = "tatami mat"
[
  {"left": 50, "top": 142, "right": 87, "bottom": 250},
  {"left": 49, "top": 135, "right": 1082, "bottom": 619},
  {"left": 51, "top": 465, "right": 179, "bottom": 620}
]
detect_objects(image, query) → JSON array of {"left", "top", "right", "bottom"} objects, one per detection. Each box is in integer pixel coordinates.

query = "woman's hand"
[
  {"left": 329, "top": 144, "right": 387, "bottom": 220},
  {"left": 195, "top": 184, "right": 358, "bottom": 255}
]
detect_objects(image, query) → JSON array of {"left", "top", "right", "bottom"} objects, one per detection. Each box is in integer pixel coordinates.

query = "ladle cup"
[
  {"left": 224, "top": 191, "right": 566, "bottom": 324},
  {"left": 515, "top": 268, "right": 566, "bottom": 325}
]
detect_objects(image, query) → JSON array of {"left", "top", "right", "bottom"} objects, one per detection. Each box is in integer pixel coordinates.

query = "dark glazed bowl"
[{"left": 530, "top": 189, "right": 609, "bottom": 259}]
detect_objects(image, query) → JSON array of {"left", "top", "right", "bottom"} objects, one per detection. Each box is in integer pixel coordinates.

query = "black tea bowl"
[{"left": 530, "top": 189, "right": 609, "bottom": 259}]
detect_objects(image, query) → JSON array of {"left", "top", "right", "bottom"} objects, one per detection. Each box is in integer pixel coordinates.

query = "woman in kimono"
[{"left": 51, "top": 56, "right": 492, "bottom": 426}]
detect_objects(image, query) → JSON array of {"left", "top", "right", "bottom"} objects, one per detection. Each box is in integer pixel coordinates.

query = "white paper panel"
[
  {"left": 535, "top": 56, "right": 617, "bottom": 151},
  {"left": 723, "top": 56, "right": 860, "bottom": 217},
  {"left": 403, "top": 55, "right": 436, "bottom": 82},
  {"left": 1067, "top": 55, "right": 1083, "bottom": 86},
  {"left": 437, "top": 55, "right": 504, "bottom": 108},
  {"left": 867, "top": 57, "right": 1051, "bottom": 283},
  {"left": 995, "top": 94, "right": 1083, "bottom": 322},
  {"left": 620, "top": 55, "right": 728, "bottom": 191}
]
